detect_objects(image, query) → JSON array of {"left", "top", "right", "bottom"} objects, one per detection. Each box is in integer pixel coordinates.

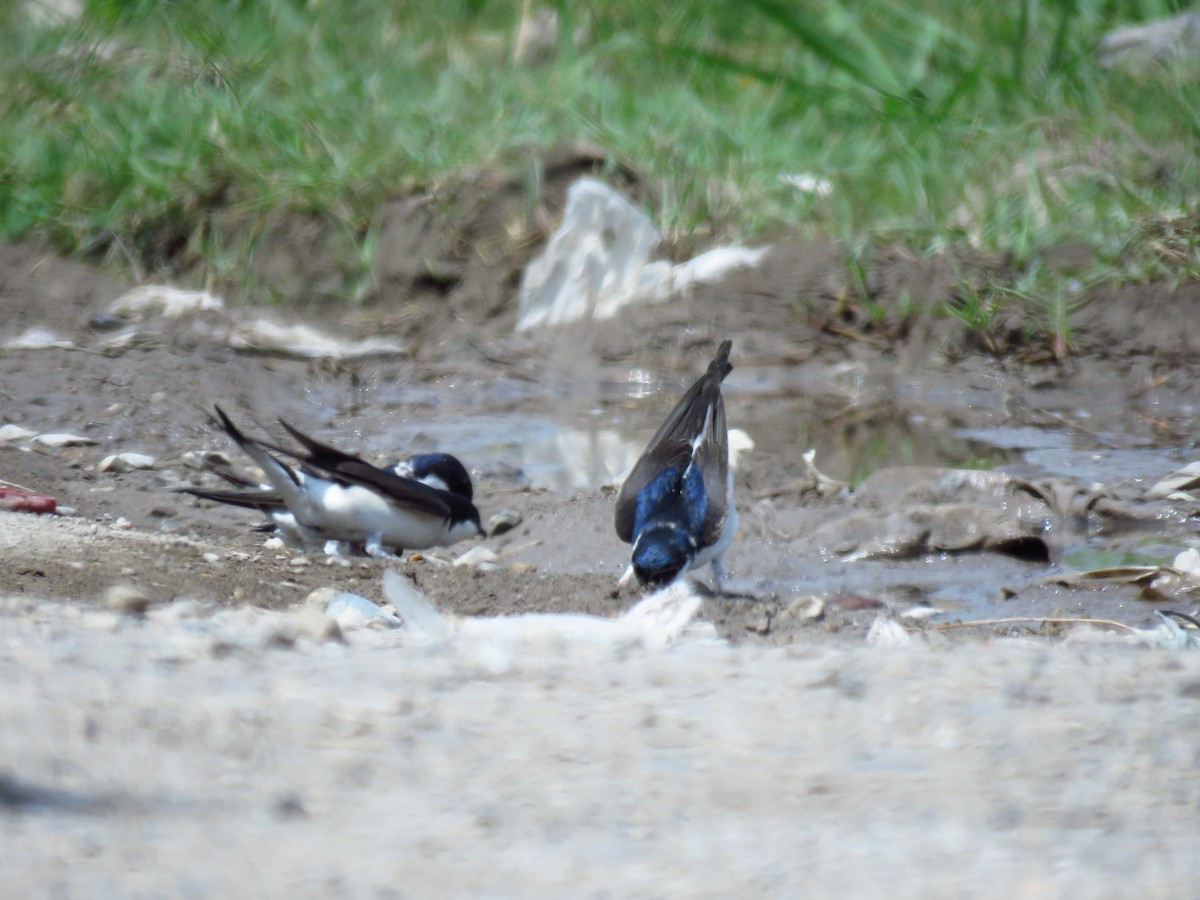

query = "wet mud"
[{"left": 2, "top": 235, "right": 1200, "bottom": 640}]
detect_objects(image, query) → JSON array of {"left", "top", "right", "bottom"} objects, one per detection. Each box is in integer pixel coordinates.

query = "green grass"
[{"left": 0, "top": 0, "right": 1196, "bottom": 325}]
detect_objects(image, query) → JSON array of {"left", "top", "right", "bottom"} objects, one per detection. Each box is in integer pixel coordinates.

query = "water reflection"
[
  {"left": 365, "top": 403, "right": 1015, "bottom": 493},
  {"left": 373, "top": 415, "right": 643, "bottom": 492}
]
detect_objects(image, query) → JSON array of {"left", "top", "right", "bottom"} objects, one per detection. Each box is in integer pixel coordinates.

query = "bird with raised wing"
[{"left": 614, "top": 340, "right": 737, "bottom": 592}]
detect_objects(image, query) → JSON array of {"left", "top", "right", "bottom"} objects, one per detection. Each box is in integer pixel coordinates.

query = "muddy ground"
[{"left": 3, "top": 190, "right": 1200, "bottom": 895}]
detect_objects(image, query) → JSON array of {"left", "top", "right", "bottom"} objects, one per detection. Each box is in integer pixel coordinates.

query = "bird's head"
[{"left": 632, "top": 525, "right": 695, "bottom": 588}]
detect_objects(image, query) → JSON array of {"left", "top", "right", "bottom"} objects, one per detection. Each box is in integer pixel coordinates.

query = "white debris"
[
  {"left": 790, "top": 595, "right": 826, "bottom": 622},
  {"left": 1174, "top": 548, "right": 1200, "bottom": 578},
  {"left": 516, "top": 178, "right": 769, "bottom": 330},
  {"left": 453, "top": 546, "right": 501, "bottom": 571},
  {"left": 317, "top": 589, "right": 402, "bottom": 631},
  {"left": 899, "top": 605, "right": 943, "bottom": 622},
  {"left": 3, "top": 327, "right": 75, "bottom": 350},
  {"left": 109, "top": 285, "right": 224, "bottom": 320},
  {"left": 1128, "top": 611, "right": 1200, "bottom": 650},
  {"left": 227, "top": 319, "right": 407, "bottom": 361},
  {"left": 0, "top": 424, "right": 37, "bottom": 441},
  {"left": 381, "top": 570, "right": 455, "bottom": 641},
  {"left": 866, "top": 617, "right": 913, "bottom": 648},
  {"left": 1147, "top": 461, "right": 1200, "bottom": 500},
  {"left": 97, "top": 452, "right": 156, "bottom": 473},
  {"left": 1097, "top": 11, "right": 1200, "bottom": 68},
  {"left": 381, "top": 568, "right": 702, "bottom": 661},
  {"left": 728, "top": 428, "right": 755, "bottom": 470},
  {"left": 780, "top": 173, "right": 834, "bottom": 197},
  {"left": 32, "top": 432, "right": 97, "bottom": 448}
]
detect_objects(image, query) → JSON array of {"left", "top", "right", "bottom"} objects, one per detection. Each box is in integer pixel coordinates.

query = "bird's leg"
[
  {"left": 711, "top": 556, "right": 727, "bottom": 595},
  {"left": 323, "top": 539, "right": 352, "bottom": 557},
  {"left": 364, "top": 532, "right": 401, "bottom": 560},
  {"left": 617, "top": 564, "right": 637, "bottom": 589}
]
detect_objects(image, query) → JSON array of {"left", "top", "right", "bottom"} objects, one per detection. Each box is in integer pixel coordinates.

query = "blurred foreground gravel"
[{"left": 2, "top": 594, "right": 1198, "bottom": 898}]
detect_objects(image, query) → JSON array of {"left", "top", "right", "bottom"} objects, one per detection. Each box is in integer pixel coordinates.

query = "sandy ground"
[{"left": 3, "top": 225, "right": 1200, "bottom": 895}]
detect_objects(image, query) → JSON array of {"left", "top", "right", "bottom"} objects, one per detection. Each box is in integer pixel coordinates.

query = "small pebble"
[
  {"left": 789, "top": 595, "right": 825, "bottom": 622},
  {"left": 319, "top": 590, "right": 401, "bottom": 630},
  {"left": 488, "top": 509, "right": 524, "bottom": 537},
  {"left": 289, "top": 557, "right": 310, "bottom": 568},
  {"left": 899, "top": 605, "right": 942, "bottom": 622},
  {"left": 0, "top": 424, "right": 36, "bottom": 441},
  {"left": 203, "top": 552, "right": 221, "bottom": 563},
  {"left": 105, "top": 583, "right": 151, "bottom": 618},
  {"left": 112, "top": 517, "right": 132, "bottom": 529},
  {"left": 88, "top": 312, "right": 128, "bottom": 331},
  {"left": 453, "top": 546, "right": 501, "bottom": 571},
  {"left": 181, "top": 450, "right": 233, "bottom": 470},
  {"left": 98, "top": 452, "right": 156, "bottom": 473},
  {"left": 33, "top": 432, "right": 97, "bottom": 448},
  {"left": 744, "top": 610, "right": 771, "bottom": 635}
]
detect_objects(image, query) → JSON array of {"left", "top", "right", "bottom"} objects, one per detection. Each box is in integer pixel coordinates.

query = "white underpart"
[
  {"left": 420, "top": 475, "right": 450, "bottom": 493},
  {"left": 390, "top": 461, "right": 452, "bottom": 495},
  {"left": 691, "top": 469, "right": 738, "bottom": 590},
  {"left": 268, "top": 509, "right": 327, "bottom": 551},
  {"left": 684, "top": 407, "right": 738, "bottom": 576}
]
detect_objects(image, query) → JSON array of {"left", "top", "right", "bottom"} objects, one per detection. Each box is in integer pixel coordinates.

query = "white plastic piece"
[
  {"left": 323, "top": 591, "right": 402, "bottom": 631},
  {"left": 3, "top": 327, "right": 75, "bottom": 350},
  {"left": 109, "top": 285, "right": 224, "bottom": 319},
  {"left": 228, "top": 319, "right": 407, "bottom": 361},
  {"left": 516, "top": 178, "right": 769, "bottom": 330}
]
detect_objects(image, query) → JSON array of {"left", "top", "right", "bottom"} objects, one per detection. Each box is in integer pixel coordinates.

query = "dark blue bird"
[{"left": 615, "top": 340, "right": 737, "bottom": 591}]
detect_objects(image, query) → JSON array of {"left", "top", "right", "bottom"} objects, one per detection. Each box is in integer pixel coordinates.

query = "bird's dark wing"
[
  {"left": 177, "top": 485, "right": 285, "bottom": 513},
  {"left": 271, "top": 419, "right": 459, "bottom": 520},
  {"left": 213, "top": 405, "right": 302, "bottom": 487},
  {"left": 615, "top": 340, "right": 732, "bottom": 543},
  {"left": 327, "top": 458, "right": 458, "bottom": 520},
  {"left": 694, "top": 389, "right": 729, "bottom": 549},
  {"left": 207, "top": 467, "right": 262, "bottom": 490},
  {"left": 276, "top": 418, "right": 366, "bottom": 470}
]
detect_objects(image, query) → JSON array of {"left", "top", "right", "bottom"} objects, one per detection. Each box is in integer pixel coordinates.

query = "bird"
[
  {"left": 178, "top": 465, "right": 329, "bottom": 550},
  {"left": 181, "top": 452, "right": 477, "bottom": 552},
  {"left": 185, "top": 407, "right": 485, "bottom": 558},
  {"left": 614, "top": 340, "right": 738, "bottom": 592}
]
